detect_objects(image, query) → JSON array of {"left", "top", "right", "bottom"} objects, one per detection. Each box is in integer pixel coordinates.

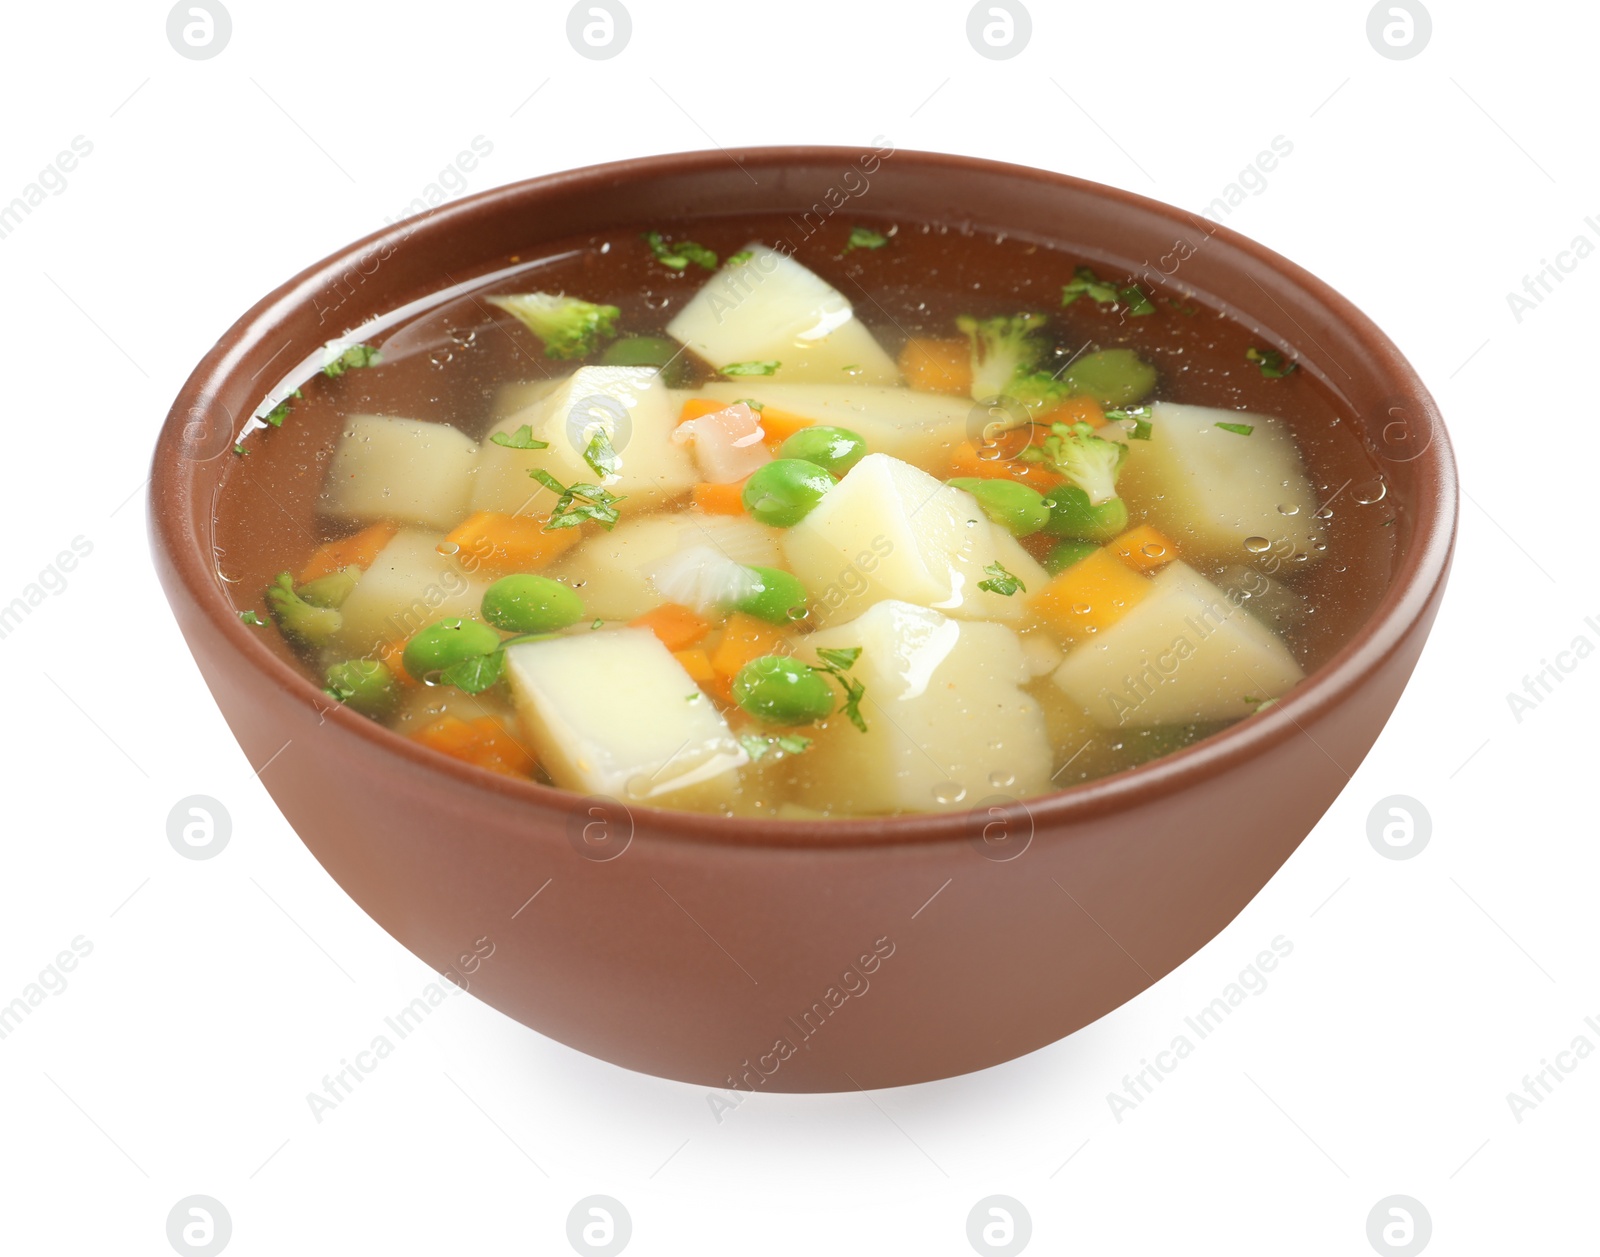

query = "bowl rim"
[{"left": 151, "top": 145, "right": 1458, "bottom": 850}]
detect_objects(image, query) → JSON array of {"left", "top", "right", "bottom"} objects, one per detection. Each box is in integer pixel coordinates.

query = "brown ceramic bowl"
[{"left": 150, "top": 147, "right": 1456, "bottom": 1091}]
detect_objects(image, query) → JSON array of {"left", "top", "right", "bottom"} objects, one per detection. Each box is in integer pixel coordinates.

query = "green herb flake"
[
  {"left": 1245, "top": 346, "right": 1297, "bottom": 378},
  {"left": 978, "top": 561, "right": 1025, "bottom": 596},
  {"left": 489, "top": 423, "right": 550, "bottom": 450},
  {"left": 1105, "top": 406, "right": 1154, "bottom": 441},
  {"left": 811, "top": 647, "right": 867, "bottom": 733},
  {"left": 262, "top": 388, "right": 302, "bottom": 428},
  {"left": 843, "top": 226, "right": 890, "bottom": 253},
  {"left": 733, "top": 397, "right": 764, "bottom": 412},
  {"left": 726, "top": 250, "right": 754, "bottom": 266},
  {"left": 232, "top": 443, "right": 249, "bottom": 456},
  {"left": 739, "top": 731, "right": 814, "bottom": 762},
  {"left": 582, "top": 429, "right": 621, "bottom": 478},
  {"left": 644, "top": 231, "right": 717, "bottom": 272},
  {"left": 1118, "top": 285, "right": 1156, "bottom": 316},
  {"left": 238, "top": 610, "right": 266, "bottom": 626},
  {"left": 1061, "top": 265, "right": 1121, "bottom": 306},
  {"left": 775, "top": 734, "right": 811, "bottom": 754},
  {"left": 323, "top": 344, "right": 382, "bottom": 377},
  {"left": 529, "top": 468, "right": 625, "bottom": 531},
  {"left": 591, "top": 618, "right": 605, "bottom": 629},
  {"left": 1215, "top": 422, "right": 1255, "bottom": 436},
  {"left": 438, "top": 650, "right": 505, "bottom": 695},
  {"left": 721, "top": 360, "right": 781, "bottom": 377},
  {"left": 815, "top": 646, "right": 861, "bottom": 671}
]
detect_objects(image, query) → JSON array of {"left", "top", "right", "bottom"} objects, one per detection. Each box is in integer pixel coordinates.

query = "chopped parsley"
[
  {"left": 1246, "top": 346, "right": 1297, "bottom": 378},
  {"left": 238, "top": 610, "right": 266, "bottom": 626},
  {"left": 323, "top": 344, "right": 382, "bottom": 377},
  {"left": 738, "top": 732, "right": 812, "bottom": 762},
  {"left": 813, "top": 646, "right": 867, "bottom": 733},
  {"left": 721, "top": 360, "right": 781, "bottom": 377},
  {"left": 644, "top": 231, "right": 717, "bottom": 271},
  {"left": 489, "top": 423, "right": 550, "bottom": 450},
  {"left": 582, "top": 429, "right": 621, "bottom": 478},
  {"left": 438, "top": 650, "right": 504, "bottom": 695},
  {"left": 978, "top": 561, "right": 1025, "bottom": 596},
  {"left": 1119, "top": 285, "right": 1156, "bottom": 316},
  {"left": 1061, "top": 265, "right": 1120, "bottom": 306},
  {"left": 1106, "top": 405, "right": 1154, "bottom": 440},
  {"left": 733, "top": 397, "right": 764, "bottom": 411},
  {"left": 843, "top": 226, "right": 890, "bottom": 253},
  {"left": 232, "top": 443, "right": 249, "bottom": 456},
  {"left": 725, "top": 250, "right": 754, "bottom": 266},
  {"left": 529, "top": 468, "right": 625, "bottom": 531},
  {"left": 591, "top": 618, "right": 605, "bottom": 629},
  {"left": 1215, "top": 422, "right": 1255, "bottom": 436},
  {"left": 262, "top": 388, "right": 303, "bottom": 428}
]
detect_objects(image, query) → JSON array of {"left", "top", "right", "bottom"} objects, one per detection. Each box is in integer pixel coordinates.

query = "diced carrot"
[
  {"left": 673, "top": 647, "right": 716, "bottom": 682},
  {"left": 1034, "top": 396, "right": 1107, "bottom": 429},
  {"left": 944, "top": 439, "right": 1064, "bottom": 493},
  {"left": 1109, "top": 525, "right": 1177, "bottom": 573},
  {"left": 707, "top": 612, "right": 791, "bottom": 700},
  {"left": 693, "top": 480, "right": 749, "bottom": 516},
  {"left": 379, "top": 638, "right": 418, "bottom": 687},
  {"left": 413, "top": 715, "right": 536, "bottom": 777},
  {"left": 1028, "top": 548, "right": 1150, "bottom": 646},
  {"left": 898, "top": 337, "right": 972, "bottom": 396},
  {"left": 632, "top": 603, "right": 711, "bottom": 651},
  {"left": 444, "top": 510, "right": 579, "bottom": 577},
  {"left": 298, "top": 521, "right": 398, "bottom": 583},
  {"left": 756, "top": 407, "right": 813, "bottom": 450},
  {"left": 679, "top": 398, "right": 729, "bottom": 425}
]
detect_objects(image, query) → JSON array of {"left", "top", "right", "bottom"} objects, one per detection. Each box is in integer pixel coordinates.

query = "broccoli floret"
[
  {"left": 295, "top": 565, "right": 361, "bottom": 609},
  {"left": 1034, "top": 421, "right": 1127, "bottom": 506},
  {"left": 487, "top": 292, "right": 621, "bottom": 360},
  {"left": 956, "top": 313, "right": 1053, "bottom": 402},
  {"left": 265, "top": 571, "right": 342, "bottom": 647}
]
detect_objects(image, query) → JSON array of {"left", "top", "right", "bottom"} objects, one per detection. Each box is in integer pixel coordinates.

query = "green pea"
[
  {"left": 599, "top": 334, "right": 692, "bottom": 385},
  {"left": 731, "top": 566, "right": 809, "bottom": 624},
  {"left": 777, "top": 426, "right": 867, "bottom": 476},
  {"left": 1043, "top": 539, "right": 1101, "bottom": 575},
  {"left": 402, "top": 617, "right": 502, "bottom": 682},
  {"left": 324, "top": 659, "right": 399, "bottom": 718},
  {"left": 482, "top": 574, "right": 585, "bottom": 634},
  {"left": 1041, "top": 485, "right": 1129, "bottom": 542},
  {"left": 731, "top": 654, "right": 835, "bottom": 726},
  {"left": 948, "top": 477, "right": 1051, "bottom": 536},
  {"left": 741, "top": 458, "right": 838, "bottom": 528},
  {"left": 1058, "top": 348, "right": 1157, "bottom": 407}
]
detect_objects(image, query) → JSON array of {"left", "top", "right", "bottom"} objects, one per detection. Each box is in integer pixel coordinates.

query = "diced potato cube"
[
  {"left": 666, "top": 245, "right": 899, "bottom": 386},
  {"left": 470, "top": 366, "right": 695, "bottom": 516},
  {"left": 693, "top": 381, "right": 970, "bottom": 466},
  {"left": 490, "top": 375, "right": 568, "bottom": 423},
  {"left": 333, "top": 529, "right": 489, "bottom": 654},
  {"left": 548, "top": 513, "right": 783, "bottom": 621},
  {"left": 781, "top": 452, "right": 1047, "bottom": 626},
  {"left": 321, "top": 415, "right": 478, "bottom": 532},
  {"left": 1050, "top": 561, "right": 1304, "bottom": 727},
  {"left": 790, "top": 601, "right": 1051, "bottom": 814},
  {"left": 1106, "top": 402, "right": 1323, "bottom": 566},
  {"left": 504, "top": 628, "right": 745, "bottom": 807}
]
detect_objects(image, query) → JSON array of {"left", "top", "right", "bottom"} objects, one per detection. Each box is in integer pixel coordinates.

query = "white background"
[{"left": 1, "top": 1, "right": 1593, "bottom": 1253}]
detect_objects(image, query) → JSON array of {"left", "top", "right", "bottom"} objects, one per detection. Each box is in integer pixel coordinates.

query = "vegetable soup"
[{"left": 221, "top": 215, "right": 1396, "bottom": 818}]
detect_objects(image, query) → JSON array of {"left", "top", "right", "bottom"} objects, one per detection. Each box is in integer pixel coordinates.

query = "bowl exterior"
[{"left": 150, "top": 148, "right": 1457, "bottom": 1090}]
